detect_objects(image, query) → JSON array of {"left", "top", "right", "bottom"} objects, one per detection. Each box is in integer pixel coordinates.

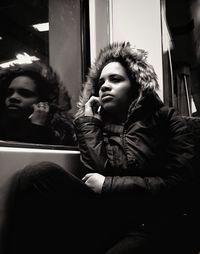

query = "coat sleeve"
[{"left": 74, "top": 116, "right": 110, "bottom": 173}]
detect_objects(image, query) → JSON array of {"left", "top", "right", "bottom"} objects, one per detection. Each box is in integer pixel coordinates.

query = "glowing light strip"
[
  {"left": 32, "top": 22, "right": 49, "bottom": 32},
  {"left": 0, "top": 147, "right": 80, "bottom": 154},
  {"left": 0, "top": 53, "right": 39, "bottom": 68}
]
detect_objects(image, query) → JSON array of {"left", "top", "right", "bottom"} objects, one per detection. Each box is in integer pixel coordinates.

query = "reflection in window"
[
  {"left": 0, "top": 61, "right": 76, "bottom": 146},
  {"left": 0, "top": 0, "right": 90, "bottom": 147}
]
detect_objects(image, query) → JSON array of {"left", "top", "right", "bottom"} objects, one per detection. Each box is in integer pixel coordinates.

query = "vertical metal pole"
[{"left": 183, "top": 75, "right": 192, "bottom": 116}]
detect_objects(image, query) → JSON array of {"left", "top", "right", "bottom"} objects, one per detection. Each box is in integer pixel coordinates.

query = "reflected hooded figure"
[{"left": 0, "top": 62, "right": 75, "bottom": 145}]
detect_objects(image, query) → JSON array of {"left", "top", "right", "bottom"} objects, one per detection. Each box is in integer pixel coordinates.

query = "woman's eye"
[
  {"left": 19, "top": 89, "right": 36, "bottom": 97},
  {"left": 110, "top": 77, "right": 120, "bottom": 83},
  {"left": 111, "top": 78, "right": 118, "bottom": 82},
  {"left": 110, "top": 75, "right": 124, "bottom": 83}
]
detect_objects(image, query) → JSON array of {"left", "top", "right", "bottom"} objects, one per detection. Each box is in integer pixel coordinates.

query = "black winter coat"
[{"left": 74, "top": 93, "right": 194, "bottom": 222}]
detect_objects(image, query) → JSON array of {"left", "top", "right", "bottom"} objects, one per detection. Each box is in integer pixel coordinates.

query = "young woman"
[
  {"left": 0, "top": 62, "right": 75, "bottom": 145},
  {"left": 1, "top": 42, "right": 194, "bottom": 254}
]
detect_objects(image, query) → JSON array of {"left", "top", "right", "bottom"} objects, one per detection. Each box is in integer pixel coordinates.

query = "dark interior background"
[
  {"left": 165, "top": 0, "right": 200, "bottom": 116},
  {"left": 0, "top": 0, "right": 49, "bottom": 65}
]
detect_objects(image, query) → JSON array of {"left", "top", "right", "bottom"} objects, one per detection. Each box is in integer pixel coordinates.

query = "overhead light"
[
  {"left": 32, "top": 22, "right": 49, "bottom": 32},
  {"left": 0, "top": 52, "right": 40, "bottom": 68},
  {"left": 0, "top": 36, "right": 2, "bottom": 40}
]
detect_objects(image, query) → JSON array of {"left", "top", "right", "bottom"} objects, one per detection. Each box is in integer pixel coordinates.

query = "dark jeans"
[{"left": 1, "top": 161, "right": 192, "bottom": 254}]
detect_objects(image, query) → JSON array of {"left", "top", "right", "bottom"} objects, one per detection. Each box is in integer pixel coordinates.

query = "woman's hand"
[
  {"left": 82, "top": 173, "right": 105, "bottom": 194},
  {"left": 84, "top": 96, "right": 101, "bottom": 120},
  {"left": 29, "top": 102, "right": 49, "bottom": 126}
]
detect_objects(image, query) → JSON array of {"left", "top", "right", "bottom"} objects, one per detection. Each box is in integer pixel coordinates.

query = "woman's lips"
[
  {"left": 101, "top": 94, "right": 113, "bottom": 101},
  {"left": 7, "top": 105, "right": 21, "bottom": 110}
]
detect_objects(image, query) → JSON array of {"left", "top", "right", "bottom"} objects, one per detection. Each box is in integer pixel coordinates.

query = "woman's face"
[
  {"left": 5, "top": 75, "right": 40, "bottom": 120},
  {"left": 98, "top": 62, "right": 134, "bottom": 120}
]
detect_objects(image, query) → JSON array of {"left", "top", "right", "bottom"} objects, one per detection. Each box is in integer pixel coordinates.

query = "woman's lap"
[
  {"left": 2, "top": 161, "right": 98, "bottom": 253},
  {"left": 2, "top": 161, "right": 170, "bottom": 254}
]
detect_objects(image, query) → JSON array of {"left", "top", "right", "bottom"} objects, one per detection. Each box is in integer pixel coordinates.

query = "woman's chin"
[
  {"left": 101, "top": 102, "right": 116, "bottom": 113},
  {"left": 7, "top": 112, "right": 27, "bottom": 121}
]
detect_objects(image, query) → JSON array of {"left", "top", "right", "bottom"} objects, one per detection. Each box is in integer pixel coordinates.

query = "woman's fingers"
[
  {"left": 29, "top": 102, "right": 49, "bottom": 125},
  {"left": 36, "top": 102, "right": 49, "bottom": 112},
  {"left": 85, "top": 96, "right": 101, "bottom": 119},
  {"left": 82, "top": 173, "right": 93, "bottom": 182},
  {"left": 86, "top": 96, "right": 100, "bottom": 105}
]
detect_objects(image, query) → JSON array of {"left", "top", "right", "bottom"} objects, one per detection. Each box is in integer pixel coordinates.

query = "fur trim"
[{"left": 75, "top": 41, "right": 159, "bottom": 118}]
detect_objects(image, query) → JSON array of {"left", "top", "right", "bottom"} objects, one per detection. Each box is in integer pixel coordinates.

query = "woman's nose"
[
  {"left": 8, "top": 92, "right": 20, "bottom": 101},
  {"left": 100, "top": 81, "right": 111, "bottom": 92}
]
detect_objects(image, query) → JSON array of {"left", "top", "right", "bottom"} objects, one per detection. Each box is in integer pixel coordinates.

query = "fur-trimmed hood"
[{"left": 75, "top": 42, "right": 159, "bottom": 118}]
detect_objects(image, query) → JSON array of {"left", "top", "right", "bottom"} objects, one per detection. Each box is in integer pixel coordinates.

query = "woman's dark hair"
[{"left": 0, "top": 62, "right": 75, "bottom": 145}]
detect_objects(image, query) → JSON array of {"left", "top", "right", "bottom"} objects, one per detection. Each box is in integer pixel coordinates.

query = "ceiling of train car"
[{"left": 0, "top": 0, "right": 49, "bottom": 64}]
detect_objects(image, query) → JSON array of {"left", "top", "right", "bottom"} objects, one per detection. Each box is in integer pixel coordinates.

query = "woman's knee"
[
  {"left": 21, "top": 161, "right": 66, "bottom": 177},
  {"left": 105, "top": 233, "right": 154, "bottom": 254},
  {"left": 16, "top": 161, "right": 92, "bottom": 198}
]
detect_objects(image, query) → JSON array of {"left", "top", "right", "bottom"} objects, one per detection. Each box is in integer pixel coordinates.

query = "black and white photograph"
[{"left": 0, "top": 1, "right": 199, "bottom": 253}]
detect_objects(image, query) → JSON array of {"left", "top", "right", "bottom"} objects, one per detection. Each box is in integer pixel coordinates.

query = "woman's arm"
[
  {"left": 75, "top": 107, "right": 194, "bottom": 200},
  {"left": 74, "top": 96, "right": 111, "bottom": 173},
  {"left": 74, "top": 116, "right": 109, "bottom": 172}
]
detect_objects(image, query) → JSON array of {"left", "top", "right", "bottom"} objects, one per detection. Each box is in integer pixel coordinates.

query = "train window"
[{"left": 0, "top": 0, "right": 90, "bottom": 148}]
